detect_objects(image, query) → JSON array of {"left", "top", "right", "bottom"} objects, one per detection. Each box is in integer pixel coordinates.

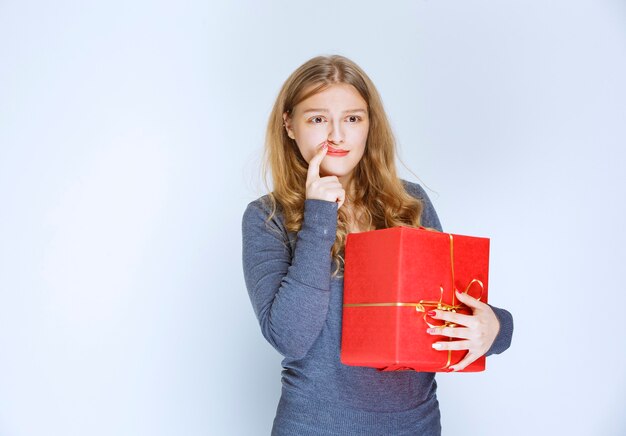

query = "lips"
[{"left": 326, "top": 144, "right": 349, "bottom": 156}]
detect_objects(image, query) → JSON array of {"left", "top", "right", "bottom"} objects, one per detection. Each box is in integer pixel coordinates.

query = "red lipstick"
[{"left": 326, "top": 143, "right": 349, "bottom": 157}]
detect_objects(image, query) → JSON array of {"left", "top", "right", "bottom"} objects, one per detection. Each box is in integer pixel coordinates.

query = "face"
[{"left": 283, "top": 83, "right": 369, "bottom": 186}]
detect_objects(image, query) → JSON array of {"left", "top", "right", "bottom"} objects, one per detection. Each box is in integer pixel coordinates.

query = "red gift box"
[{"left": 340, "top": 226, "right": 489, "bottom": 372}]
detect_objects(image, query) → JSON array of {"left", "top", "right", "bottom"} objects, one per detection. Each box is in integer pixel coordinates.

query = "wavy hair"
[{"left": 263, "top": 54, "right": 424, "bottom": 277}]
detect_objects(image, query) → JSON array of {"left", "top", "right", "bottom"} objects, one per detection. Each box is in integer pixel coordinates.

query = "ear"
[{"left": 282, "top": 112, "right": 295, "bottom": 139}]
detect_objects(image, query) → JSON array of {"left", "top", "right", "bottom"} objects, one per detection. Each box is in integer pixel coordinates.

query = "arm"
[{"left": 242, "top": 197, "right": 337, "bottom": 360}]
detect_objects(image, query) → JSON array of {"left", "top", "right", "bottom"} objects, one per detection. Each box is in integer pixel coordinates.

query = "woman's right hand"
[{"left": 305, "top": 142, "right": 345, "bottom": 209}]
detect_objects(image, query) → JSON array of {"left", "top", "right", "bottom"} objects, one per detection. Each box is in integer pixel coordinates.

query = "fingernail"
[
  {"left": 427, "top": 310, "right": 436, "bottom": 317},
  {"left": 447, "top": 367, "right": 455, "bottom": 372},
  {"left": 432, "top": 343, "right": 442, "bottom": 350}
]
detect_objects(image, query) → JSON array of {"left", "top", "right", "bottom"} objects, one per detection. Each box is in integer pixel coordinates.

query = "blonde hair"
[{"left": 263, "top": 54, "right": 424, "bottom": 277}]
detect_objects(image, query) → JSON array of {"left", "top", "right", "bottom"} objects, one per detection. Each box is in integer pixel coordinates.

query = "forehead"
[{"left": 295, "top": 83, "right": 367, "bottom": 113}]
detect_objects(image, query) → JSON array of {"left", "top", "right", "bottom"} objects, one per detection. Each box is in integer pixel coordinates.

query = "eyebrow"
[{"left": 302, "top": 108, "right": 368, "bottom": 114}]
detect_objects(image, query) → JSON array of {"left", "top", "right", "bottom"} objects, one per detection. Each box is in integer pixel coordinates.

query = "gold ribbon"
[{"left": 343, "top": 233, "right": 484, "bottom": 369}]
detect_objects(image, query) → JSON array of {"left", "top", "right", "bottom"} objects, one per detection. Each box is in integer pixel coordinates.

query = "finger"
[
  {"left": 448, "top": 351, "right": 479, "bottom": 372},
  {"left": 324, "top": 187, "right": 346, "bottom": 206},
  {"left": 455, "top": 289, "right": 487, "bottom": 310},
  {"left": 431, "top": 340, "right": 471, "bottom": 351},
  {"left": 317, "top": 175, "right": 341, "bottom": 186},
  {"left": 429, "top": 310, "right": 474, "bottom": 327},
  {"left": 306, "top": 143, "right": 328, "bottom": 183},
  {"left": 427, "top": 326, "right": 472, "bottom": 339},
  {"left": 320, "top": 186, "right": 345, "bottom": 196},
  {"left": 336, "top": 188, "right": 345, "bottom": 209},
  {"left": 313, "top": 176, "right": 346, "bottom": 198}
]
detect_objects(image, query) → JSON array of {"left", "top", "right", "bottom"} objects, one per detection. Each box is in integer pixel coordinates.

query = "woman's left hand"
[{"left": 427, "top": 290, "right": 500, "bottom": 371}]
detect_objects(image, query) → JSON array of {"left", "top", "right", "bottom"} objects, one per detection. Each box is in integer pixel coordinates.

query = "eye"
[
  {"left": 308, "top": 116, "right": 325, "bottom": 124},
  {"left": 347, "top": 115, "right": 362, "bottom": 123}
]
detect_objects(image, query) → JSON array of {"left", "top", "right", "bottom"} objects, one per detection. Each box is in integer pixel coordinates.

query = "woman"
[{"left": 242, "top": 54, "right": 513, "bottom": 435}]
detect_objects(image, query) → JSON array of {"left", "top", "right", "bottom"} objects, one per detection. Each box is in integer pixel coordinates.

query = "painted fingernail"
[
  {"left": 427, "top": 310, "right": 437, "bottom": 317},
  {"left": 432, "top": 343, "right": 442, "bottom": 350},
  {"left": 447, "top": 367, "right": 456, "bottom": 372}
]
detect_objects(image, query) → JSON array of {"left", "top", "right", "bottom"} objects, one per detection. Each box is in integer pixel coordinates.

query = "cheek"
[
  {"left": 350, "top": 124, "right": 369, "bottom": 143},
  {"left": 296, "top": 133, "right": 325, "bottom": 162},
  {"left": 352, "top": 129, "right": 369, "bottom": 153},
  {"left": 295, "top": 141, "right": 317, "bottom": 164}
]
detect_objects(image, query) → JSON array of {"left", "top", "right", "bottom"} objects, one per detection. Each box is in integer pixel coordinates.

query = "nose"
[{"left": 327, "top": 119, "right": 344, "bottom": 144}]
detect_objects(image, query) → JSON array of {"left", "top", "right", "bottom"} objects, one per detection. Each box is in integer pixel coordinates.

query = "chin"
[
  {"left": 320, "top": 168, "right": 352, "bottom": 179},
  {"left": 321, "top": 163, "right": 355, "bottom": 176}
]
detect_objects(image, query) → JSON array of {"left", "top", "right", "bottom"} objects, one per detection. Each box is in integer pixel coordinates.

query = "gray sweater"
[{"left": 242, "top": 180, "right": 514, "bottom": 435}]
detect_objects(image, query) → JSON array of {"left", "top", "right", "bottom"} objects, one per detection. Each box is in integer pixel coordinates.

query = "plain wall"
[{"left": 1, "top": 1, "right": 625, "bottom": 435}]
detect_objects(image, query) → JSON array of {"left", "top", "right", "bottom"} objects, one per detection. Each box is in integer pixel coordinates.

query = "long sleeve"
[
  {"left": 242, "top": 197, "right": 338, "bottom": 360},
  {"left": 485, "top": 305, "right": 514, "bottom": 356},
  {"left": 403, "top": 180, "right": 514, "bottom": 357}
]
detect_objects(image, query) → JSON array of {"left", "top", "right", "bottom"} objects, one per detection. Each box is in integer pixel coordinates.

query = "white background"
[{"left": 1, "top": 1, "right": 625, "bottom": 435}]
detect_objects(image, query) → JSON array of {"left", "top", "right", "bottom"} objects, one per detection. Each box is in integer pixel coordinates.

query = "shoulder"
[
  {"left": 399, "top": 178, "right": 443, "bottom": 232},
  {"left": 242, "top": 194, "right": 290, "bottom": 242},
  {"left": 242, "top": 194, "right": 284, "bottom": 227},
  {"left": 244, "top": 194, "right": 275, "bottom": 217},
  {"left": 400, "top": 179, "right": 428, "bottom": 201}
]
